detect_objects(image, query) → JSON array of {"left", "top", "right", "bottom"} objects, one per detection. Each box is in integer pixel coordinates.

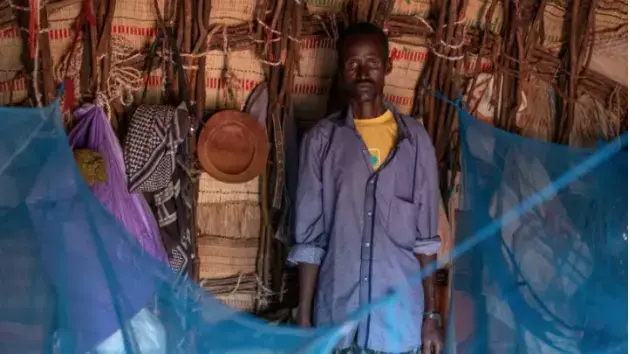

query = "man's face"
[{"left": 339, "top": 34, "right": 391, "bottom": 103}]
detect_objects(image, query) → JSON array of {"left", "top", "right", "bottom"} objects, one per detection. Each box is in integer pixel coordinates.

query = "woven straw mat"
[
  {"left": 293, "top": 37, "right": 336, "bottom": 128},
  {"left": 303, "top": 0, "right": 347, "bottom": 14},
  {"left": 216, "top": 292, "right": 256, "bottom": 311},
  {"left": 47, "top": 2, "right": 81, "bottom": 67},
  {"left": 197, "top": 236, "right": 259, "bottom": 279},
  {"left": 0, "top": 20, "right": 28, "bottom": 104},
  {"left": 384, "top": 42, "right": 427, "bottom": 116},
  {"left": 132, "top": 67, "right": 164, "bottom": 105},
  {"left": 205, "top": 49, "right": 265, "bottom": 111},
  {"left": 198, "top": 172, "right": 260, "bottom": 204},
  {"left": 209, "top": 0, "right": 255, "bottom": 25},
  {"left": 588, "top": 41, "right": 627, "bottom": 87},
  {"left": 112, "top": 0, "right": 164, "bottom": 51},
  {"left": 197, "top": 201, "right": 261, "bottom": 239}
]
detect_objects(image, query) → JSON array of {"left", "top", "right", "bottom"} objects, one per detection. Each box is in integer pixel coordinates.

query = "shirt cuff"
[
  {"left": 413, "top": 236, "right": 442, "bottom": 255},
  {"left": 287, "top": 244, "right": 326, "bottom": 266}
]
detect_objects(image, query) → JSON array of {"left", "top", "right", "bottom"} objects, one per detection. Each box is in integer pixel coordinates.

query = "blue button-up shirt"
[{"left": 288, "top": 102, "right": 441, "bottom": 353}]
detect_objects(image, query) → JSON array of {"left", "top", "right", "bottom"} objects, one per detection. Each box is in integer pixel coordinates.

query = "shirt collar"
[{"left": 334, "top": 100, "right": 412, "bottom": 141}]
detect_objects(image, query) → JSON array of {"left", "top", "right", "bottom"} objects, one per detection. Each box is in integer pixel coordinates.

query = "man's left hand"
[{"left": 422, "top": 318, "right": 444, "bottom": 354}]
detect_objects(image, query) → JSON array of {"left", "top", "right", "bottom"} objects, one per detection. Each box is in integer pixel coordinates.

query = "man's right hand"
[
  {"left": 295, "top": 312, "right": 312, "bottom": 328},
  {"left": 296, "top": 263, "right": 319, "bottom": 328}
]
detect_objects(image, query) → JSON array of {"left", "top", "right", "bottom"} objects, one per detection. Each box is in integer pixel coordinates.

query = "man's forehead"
[
  {"left": 342, "top": 34, "right": 384, "bottom": 55},
  {"left": 345, "top": 34, "right": 381, "bottom": 48}
]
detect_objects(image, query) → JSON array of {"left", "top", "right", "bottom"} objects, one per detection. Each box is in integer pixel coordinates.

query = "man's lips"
[{"left": 354, "top": 81, "right": 374, "bottom": 89}]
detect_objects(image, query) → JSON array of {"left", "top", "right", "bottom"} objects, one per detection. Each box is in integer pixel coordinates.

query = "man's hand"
[
  {"left": 296, "top": 263, "right": 319, "bottom": 328},
  {"left": 422, "top": 318, "right": 444, "bottom": 354},
  {"left": 295, "top": 309, "right": 312, "bottom": 328}
]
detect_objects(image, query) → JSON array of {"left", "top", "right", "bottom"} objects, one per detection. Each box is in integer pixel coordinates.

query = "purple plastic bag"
[{"left": 68, "top": 103, "right": 168, "bottom": 262}]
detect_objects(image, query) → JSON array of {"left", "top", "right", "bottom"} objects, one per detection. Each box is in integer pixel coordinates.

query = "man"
[{"left": 288, "top": 23, "right": 444, "bottom": 354}]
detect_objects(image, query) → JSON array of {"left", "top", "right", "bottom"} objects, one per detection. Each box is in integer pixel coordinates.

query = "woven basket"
[
  {"left": 216, "top": 292, "right": 256, "bottom": 311},
  {"left": 197, "top": 202, "right": 261, "bottom": 239},
  {"left": 198, "top": 173, "right": 260, "bottom": 204},
  {"left": 204, "top": 49, "right": 265, "bottom": 111},
  {"left": 209, "top": 0, "right": 255, "bottom": 25},
  {"left": 197, "top": 236, "right": 259, "bottom": 279}
]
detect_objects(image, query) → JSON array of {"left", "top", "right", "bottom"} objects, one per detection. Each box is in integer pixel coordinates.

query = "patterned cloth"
[
  {"left": 144, "top": 144, "right": 196, "bottom": 280},
  {"left": 123, "top": 104, "right": 189, "bottom": 193}
]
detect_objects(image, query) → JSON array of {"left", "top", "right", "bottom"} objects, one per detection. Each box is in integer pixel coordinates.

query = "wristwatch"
[{"left": 423, "top": 311, "right": 442, "bottom": 328}]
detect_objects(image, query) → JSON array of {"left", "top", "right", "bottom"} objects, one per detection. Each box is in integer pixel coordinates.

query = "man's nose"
[{"left": 358, "top": 63, "right": 369, "bottom": 79}]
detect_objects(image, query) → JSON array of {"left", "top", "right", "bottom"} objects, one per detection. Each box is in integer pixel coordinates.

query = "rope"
[{"left": 103, "top": 36, "right": 143, "bottom": 112}]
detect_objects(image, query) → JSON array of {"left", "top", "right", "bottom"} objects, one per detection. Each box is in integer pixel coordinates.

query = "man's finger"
[{"left": 435, "top": 341, "right": 443, "bottom": 354}]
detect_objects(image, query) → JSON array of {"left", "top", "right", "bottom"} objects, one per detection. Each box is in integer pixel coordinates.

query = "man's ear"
[{"left": 385, "top": 58, "right": 393, "bottom": 75}]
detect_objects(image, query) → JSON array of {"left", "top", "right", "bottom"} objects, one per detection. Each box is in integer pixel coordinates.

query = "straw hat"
[{"left": 197, "top": 110, "right": 269, "bottom": 183}]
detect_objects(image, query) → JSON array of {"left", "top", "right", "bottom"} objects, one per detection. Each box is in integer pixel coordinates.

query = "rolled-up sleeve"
[
  {"left": 413, "top": 132, "right": 442, "bottom": 255},
  {"left": 287, "top": 129, "right": 328, "bottom": 266}
]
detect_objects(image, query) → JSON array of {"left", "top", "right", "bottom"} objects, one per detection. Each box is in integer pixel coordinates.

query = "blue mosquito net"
[{"left": 0, "top": 96, "right": 626, "bottom": 354}]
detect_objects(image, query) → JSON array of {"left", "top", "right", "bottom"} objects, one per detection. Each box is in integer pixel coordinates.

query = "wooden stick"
[{"left": 38, "top": 5, "right": 55, "bottom": 104}]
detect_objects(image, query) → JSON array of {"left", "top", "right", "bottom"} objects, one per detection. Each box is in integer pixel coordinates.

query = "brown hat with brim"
[{"left": 197, "top": 110, "right": 269, "bottom": 184}]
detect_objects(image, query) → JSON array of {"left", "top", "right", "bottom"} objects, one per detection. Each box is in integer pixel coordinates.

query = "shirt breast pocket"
[{"left": 386, "top": 196, "right": 419, "bottom": 250}]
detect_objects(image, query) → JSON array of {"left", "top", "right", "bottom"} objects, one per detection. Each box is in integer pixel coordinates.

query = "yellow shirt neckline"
[{"left": 353, "top": 110, "right": 394, "bottom": 127}]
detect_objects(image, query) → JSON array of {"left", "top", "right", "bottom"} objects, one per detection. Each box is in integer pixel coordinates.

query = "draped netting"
[{"left": 0, "top": 97, "right": 626, "bottom": 354}]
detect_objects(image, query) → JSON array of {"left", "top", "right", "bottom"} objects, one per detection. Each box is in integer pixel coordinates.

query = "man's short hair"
[{"left": 337, "top": 22, "right": 389, "bottom": 62}]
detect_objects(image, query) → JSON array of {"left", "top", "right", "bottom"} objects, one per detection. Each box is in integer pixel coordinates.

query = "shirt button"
[
  {"left": 367, "top": 211, "right": 372, "bottom": 217},
  {"left": 365, "top": 242, "right": 370, "bottom": 247},
  {"left": 363, "top": 277, "right": 368, "bottom": 281}
]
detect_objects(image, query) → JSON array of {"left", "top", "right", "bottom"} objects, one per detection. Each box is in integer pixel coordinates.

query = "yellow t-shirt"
[{"left": 354, "top": 110, "right": 397, "bottom": 170}]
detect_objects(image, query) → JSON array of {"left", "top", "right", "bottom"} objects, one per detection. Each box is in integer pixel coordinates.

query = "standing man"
[{"left": 288, "top": 23, "right": 444, "bottom": 354}]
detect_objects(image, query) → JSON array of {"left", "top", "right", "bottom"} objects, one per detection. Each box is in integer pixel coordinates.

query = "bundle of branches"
[{"left": 251, "top": 0, "right": 305, "bottom": 313}]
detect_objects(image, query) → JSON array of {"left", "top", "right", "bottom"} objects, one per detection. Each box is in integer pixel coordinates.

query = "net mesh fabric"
[{"left": 0, "top": 98, "right": 626, "bottom": 354}]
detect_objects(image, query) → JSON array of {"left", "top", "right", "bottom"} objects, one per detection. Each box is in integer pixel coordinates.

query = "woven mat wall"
[
  {"left": 0, "top": 0, "right": 83, "bottom": 106},
  {"left": 209, "top": 0, "right": 256, "bottom": 25},
  {"left": 113, "top": 0, "right": 163, "bottom": 51},
  {"left": 196, "top": 172, "right": 262, "bottom": 310},
  {"left": 0, "top": 25, "right": 26, "bottom": 105},
  {"left": 205, "top": 49, "right": 266, "bottom": 110}
]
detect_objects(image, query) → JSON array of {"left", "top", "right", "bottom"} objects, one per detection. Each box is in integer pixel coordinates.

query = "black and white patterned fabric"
[
  {"left": 144, "top": 149, "right": 196, "bottom": 280},
  {"left": 123, "top": 103, "right": 190, "bottom": 193}
]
